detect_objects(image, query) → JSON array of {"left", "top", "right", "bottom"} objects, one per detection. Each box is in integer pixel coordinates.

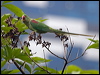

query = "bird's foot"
[
  {"left": 36, "top": 34, "right": 42, "bottom": 45},
  {"left": 29, "top": 31, "right": 36, "bottom": 41}
]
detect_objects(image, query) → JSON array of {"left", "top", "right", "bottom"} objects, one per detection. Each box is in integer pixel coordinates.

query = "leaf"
[
  {"left": 12, "top": 18, "right": 18, "bottom": 24},
  {"left": 24, "top": 64, "right": 31, "bottom": 73},
  {"left": 88, "top": 38, "right": 98, "bottom": 43},
  {"left": 72, "top": 71, "right": 80, "bottom": 74},
  {"left": 1, "top": 69, "right": 11, "bottom": 74},
  {"left": 1, "top": 60, "right": 7, "bottom": 68},
  {"left": 1, "top": 26, "right": 13, "bottom": 34},
  {"left": 66, "top": 65, "right": 82, "bottom": 74},
  {"left": 1, "top": 14, "right": 11, "bottom": 25},
  {"left": 16, "top": 54, "right": 32, "bottom": 64},
  {"left": 86, "top": 39, "right": 99, "bottom": 50},
  {"left": 2, "top": 4, "right": 25, "bottom": 17},
  {"left": 31, "top": 57, "right": 51, "bottom": 63},
  {"left": 2, "top": 1, "right": 12, "bottom": 5},
  {"left": 1, "top": 37, "right": 11, "bottom": 46},
  {"left": 34, "top": 66, "right": 59, "bottom": 74},
  {"left": 8, "top": 69, "right": 20, "bottom": 74},
  {"left": 81, "top": 70, "right": 99, "bottom": 74},
  {"left": 21, "top": 31, "right": 29, "bottom": 35},
  {"left": 34, "top": 70, "right": 48, "bottom": 74},
  {"left": 86, "top": 42, "right": 99, "bottom": 50},
  {"left": 2, "top": 45, "right": 13, "bottom": 60},
  {"left": 12, "top": 48, "right": 21, "bottom": 58},
  {"left": 61, "top": 65, "right": 99, "bottom": 74},
  {"left": 15, "top": 20, "right": 28, "bottom": 32},
  {"left": 15, "top": 60, "right": 31, "bottom": 73},
  {"left": 23, "top": 46, "right": 30, "bottom": 55},
  {"left": 1, "top": 69, "right": 20, "bottom": 74}
]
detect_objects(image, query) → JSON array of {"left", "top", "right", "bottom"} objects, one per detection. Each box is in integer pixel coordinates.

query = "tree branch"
[
  {"left": 12, "top": 59, "right": 25, "bottom": 74},
  {"left": 18, "top": 39, "right": 51, "bottom": 74},
  {"left": 67, "top": 35, "right": 96, "bottom": 64}
]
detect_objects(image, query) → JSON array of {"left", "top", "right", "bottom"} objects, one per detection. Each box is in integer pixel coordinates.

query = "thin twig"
[
  {"left": 43, "top": 50, "right": 48, "bottom": 71},
  {"left": 62, "top": 40, "right": 67, "bottom": 59},
  {"left": 19, "top": 61, "right": 25, "bottom": 69},
  {"left": 67, "top": 42, "right": 74, "bottom": 60},
  {"left": 65, "top": 26, "right": 74, "bottom": 60},
  {"left": 76, "top": 48, "right": 80, "bottom": 58},
  {"left": 67, "top": 35, "right": 96, "bottom": 64},
  {"left": 42, "top": 42, "right": 66, "bottom": 61},
  {"left": 61, "top": 40, "right": 68, "bottom": 74}
]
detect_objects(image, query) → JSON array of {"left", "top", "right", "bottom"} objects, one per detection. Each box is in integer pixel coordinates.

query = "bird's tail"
[
  {"left": 52, "top": 29, "right": 94, "bottom": 37},
  {"left": 64, "top": 32, "right": 94, "bottom": 37}
]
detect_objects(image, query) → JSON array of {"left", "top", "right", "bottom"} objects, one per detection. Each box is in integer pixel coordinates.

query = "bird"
[{"left": 22, "top": 14, "right": 93, "bottom": 37}]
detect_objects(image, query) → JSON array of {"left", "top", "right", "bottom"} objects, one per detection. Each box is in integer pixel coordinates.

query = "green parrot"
[{"left": 22, "top": 14, "right": 93, "bottom": 37}]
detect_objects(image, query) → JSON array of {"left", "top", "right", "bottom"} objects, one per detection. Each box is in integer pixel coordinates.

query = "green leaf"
[
  {"left": 34, "top": 66, "right": 59, "bottom": 74},
  {"left": 2, "top": 1, "right": 13, "bottom": 5},
  {"left": 81, "top": 70, "right": 99, "bottom": 74},
  {"left": 15, "top": 20, "right": 28, "bottom": 32},
  {"left": 15, "top": 60, "right": 23, "bottom": 65},
  {"left": 1, "top": 37, "right": 11, "bottom": 46},
  {"left": 12, "top": 18, "right": 18, "bottom": 24},
  {"left": 86, "top": 39, "right": 99, "bottom": 50},
  {"left": 31, "top": 57, "right": 51, "bottom": 63},
  {"left": 1, "top": 69, "right": 20, "bottom": 74},
  {"left": 1, "top": 69, "right": 11, "bottom": 74},
  {"left": 2, "top": 4, "right": 25, "bottom": 17},
  {"left": 16, "top": 54, "right": 32, "bottom": 64},
  {"left": 61, "top": 65, "right": 99, "bottom": 74},
  {"left": 88, "top": 38, "right": 98, "bottom": 43},
  {"left": 8, "top": 69, "right": 20, "bottom": 74},
  {"left": 23, "top": 46, "right": 30, "bottom": 55},
  {"left": 15, "top": 60, "right": 31, "bottom": 73},
  {"left": 2, "top": 45, "right": 13, "bottom": 60},
  {"left": 1, "top": 26, "right": 13, "bottom": 34},
  {"left": 1, "top": 14, "right": 11, "bottom": 25},
  {"left": 21, "top": 31, "right": 29, "bottom": 35},
  {"left": 34, "top": 70, "right": 48, "bottom": 74},
  {"left": 12, "top": 48, "right": 21, "bottom": 58},
  {"left": 24, "top": 63, "right": 31, "bottom": 73},
  {"left": 86, "top": 42, "right": 99, "bottom": 50},
  {"left": 72, "top": 71, "right": 80, "bottom": 74},
  {"left": 66, "top": 65, "right": 82, "bottom": 74},
  {"left": 1, "top": 60, "right": 7, "bottom": 68}
]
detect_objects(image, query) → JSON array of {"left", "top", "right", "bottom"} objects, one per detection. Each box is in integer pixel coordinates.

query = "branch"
[
  {"left": 12, "top": 59, "right": 25, "bottom": 74},
  {"left": 67, "top": 42, "right": 74, "bottom": 60},
  {"left": 61, "top": 58, "right": 68, "bottom": 74},
  {"left": 18, "top": 39, "right": 51, "bottom": 74},
  {"left": 42, "top": 42, "right": 66, "bottom": 61},
  {"left": 43, "top": 50, "right": 48, "bottom": 71},
  {"left": 67, "top": 35, "right": 96, "bottom": 64}
]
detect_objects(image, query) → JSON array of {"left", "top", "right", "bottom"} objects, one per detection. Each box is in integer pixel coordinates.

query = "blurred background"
[{"left": 1, "top": 1, "right": 99, "bottom": 72}]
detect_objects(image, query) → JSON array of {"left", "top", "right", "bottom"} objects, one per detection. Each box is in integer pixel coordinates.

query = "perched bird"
[{"left": 22, "top": 14, "right": 93, "bottom": 37}]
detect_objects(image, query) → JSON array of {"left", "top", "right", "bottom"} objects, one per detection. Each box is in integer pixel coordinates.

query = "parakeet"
[{"left": 22, "top": 14, "right": 93, "bottom": 37}]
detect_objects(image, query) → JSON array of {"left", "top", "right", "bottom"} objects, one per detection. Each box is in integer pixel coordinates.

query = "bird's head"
[{"left": 22, "top": 14, "right": 30, "bottom": 21}]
